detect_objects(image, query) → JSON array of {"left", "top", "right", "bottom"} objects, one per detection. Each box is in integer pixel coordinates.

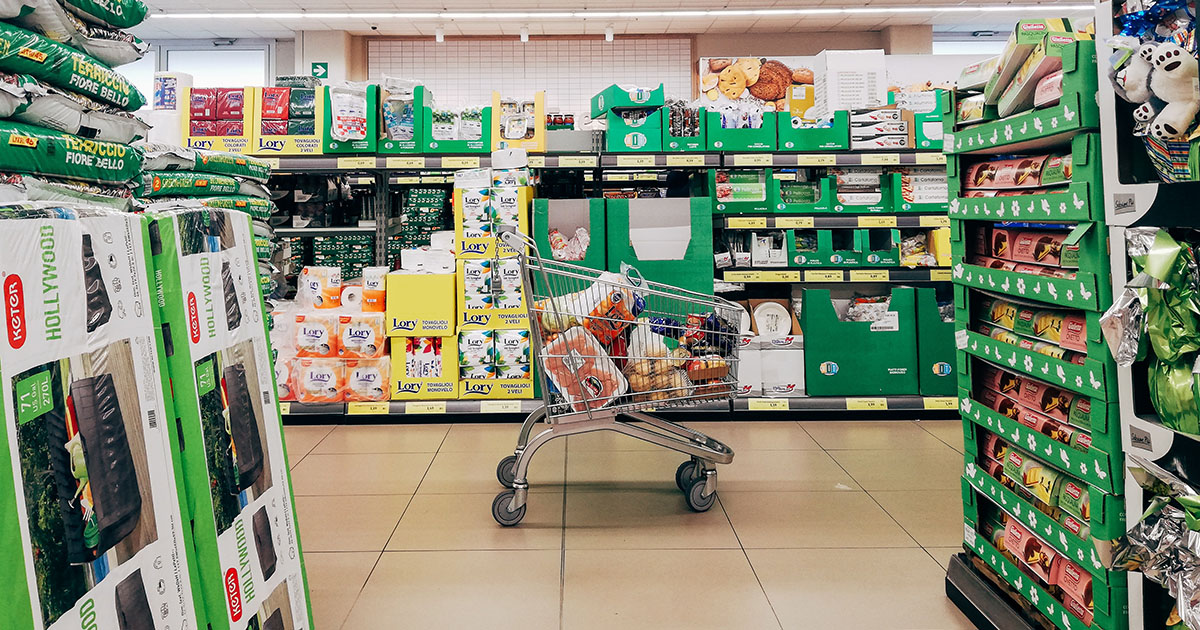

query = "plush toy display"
[
  {"left": 1113, "top": 38, "right": 1200, "bottom": 141},
  {"left": 1123, "top": 43, "right": 1158, "bottom": 103}
]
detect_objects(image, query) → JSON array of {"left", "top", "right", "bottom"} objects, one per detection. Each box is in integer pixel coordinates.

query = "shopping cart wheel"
[
  {"left": 496, "top": 455, "right": 518, "bottom": 488},
  {"left": 675, "top": 461, "right": 699, "bottom": 492},
  {"left": 492, "top": 490, "right": 526, "bottom": 526},
  {"left": 685, "top": 477, "right": 716, "bottom": 513}
]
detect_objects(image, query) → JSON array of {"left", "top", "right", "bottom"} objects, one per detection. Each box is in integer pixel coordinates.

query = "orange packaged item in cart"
[
  {"left": 584, "top": 289, "right": 639, "bottom": 345},
  {"left": 345, "top": 358, "right": 391, "bottom": 401},
  {"left": 295, "top": 313, "right": 339, "bottom": 358},
  {"left": 293, "top": 358, "right": 346, "bottom": 402},
  {"left": 339, "top": 313, "right": 386, "bottom": 358},
  {"left": 542, "top": 326, "right": 629, "bottom": 412}
]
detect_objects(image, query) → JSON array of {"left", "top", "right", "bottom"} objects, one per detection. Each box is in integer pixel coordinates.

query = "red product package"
[
  {"left": 215, "top": 120, "right": 244, "bottom": 136},
  {"left": 189, "top": 120, "right": 218, "bottom": 136},
  {"left": 190, "top": 88, "right": 216, "bottom": 120},
  {"left": 1010, "top": 230, "right": 1076, "bottom": 268},
  {"left": 990, "top": 228, "right": 1019, "bottom": 260},
  {"left": 261, "top": 120, "right": 289, "bottom": 136},
  {"left": 977, "top": 387, "right": 1022, "bottom": 419},
  {"left": 542, "top": 326, "right": 629, "bottom": 412},
  {"left": 1017, "top": 379, "right": 1077, "bottom": 424},
  {"left": 260, "top": 86, "right": 290, "bottom": 120},
  {"left": 217, "top": 88, "right": 244, "bottom": 119},
  {"left": 977, "top": 363, "right": 1022, "bottom": 397}
]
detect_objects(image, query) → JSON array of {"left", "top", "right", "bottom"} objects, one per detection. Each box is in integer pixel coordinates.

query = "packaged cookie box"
[
  {"left": 984, "top": 18, "right": 1075, "bottom": 104},
  {"left": 958, "top": 56, "right": 999, "bottom": 92},
  {"left": 1016, "top": 406, "right": 1091, "bottom": 452},
  {"left": 998, "top": 33, "right": 1083, "bottom": 118},
  {"left": 977, "top": 387, "right": 1023, "bottom": 420},
  {"left": 1009, "top": 229, "right": 1080, "bottom": 268},
  {"left": 184, "top": 87, "right": 258, "bottom": 154},
  {"left": 961, "top": 154, "right": 1072, "bottom": 191},
  {"left": 1018, "top": 378, "right": 1092, "bottom": 429},
  {"left": 955, "top": 94, "right": 998, "bottom": 127},
  {"left": 977, "top": 362, "right": 1024, "bottom": 398},
  {"left": 1003, "top": 449, "right": 1063, "bottom": 507},
  {"left": 147, "top": 205, "right": 313, "bottom": 630},
  {"left": 979, "top": 430, "right": 1008, "bottom": 463},
  {"left": 1010, "top": 306, "right": 1087, "bottom": 352}
]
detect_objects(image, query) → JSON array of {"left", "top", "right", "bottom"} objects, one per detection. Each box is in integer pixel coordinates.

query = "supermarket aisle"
[{"left": 285, "top": 420, "right": 973, "bottom": 630}]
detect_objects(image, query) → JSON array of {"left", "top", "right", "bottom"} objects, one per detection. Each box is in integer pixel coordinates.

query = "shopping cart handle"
[{"left": 496, "top": 225, "right": 539, "bottom": 255}]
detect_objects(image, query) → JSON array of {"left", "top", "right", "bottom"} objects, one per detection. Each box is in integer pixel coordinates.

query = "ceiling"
[{"left": 131, "top": 0, "right": 1094, "bottom": 40}]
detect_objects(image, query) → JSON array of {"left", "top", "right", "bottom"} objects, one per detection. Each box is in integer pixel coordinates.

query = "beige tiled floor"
[{"left": 286, "top": 419, "right": 974, "bottom": 630}]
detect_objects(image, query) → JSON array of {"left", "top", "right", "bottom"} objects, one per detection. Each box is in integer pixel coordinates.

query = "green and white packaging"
[
  {"left": 0, "top": 120, "right": 142, "bottom": 184},
  {"left": 147, "top": 205, "right": 312, "bottom": 630},
  {"left": 0, "top": 22, "right": 145, "bottom": 110},
  {"left": 0, "top": 204, "right": 201, "bottom": 630}
]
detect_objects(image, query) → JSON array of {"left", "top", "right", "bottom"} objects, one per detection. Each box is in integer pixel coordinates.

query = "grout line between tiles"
[
  {"left": 560, "top": 439, "right": 568, "bottom": 630},
  {"left": 716, "top": 493, "right": 785, "bottom": 630},
  {"left": 822, "top": 444, "right": 926, "bottom": 549}
]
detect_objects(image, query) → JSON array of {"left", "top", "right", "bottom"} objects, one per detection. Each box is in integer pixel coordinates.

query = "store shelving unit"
[{"left": 944, "top": 40, "right": 1129, "bottom": 630}]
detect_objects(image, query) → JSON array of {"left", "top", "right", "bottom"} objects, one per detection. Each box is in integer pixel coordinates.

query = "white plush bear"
[
  {"left": 1124, "top": 42, "right": 1158, "bottom": 103},
  {"left": 1147, "top": 43, "right": 1200, "bottom": 140}
]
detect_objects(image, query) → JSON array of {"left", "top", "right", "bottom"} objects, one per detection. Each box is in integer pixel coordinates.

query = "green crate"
[
  {"left": 706, "top": 111, "right": 778, "bottom": 152},
  {"left": 888, "top": 89, "right": 945, "bottom": 151},
  {"left": 591, "top": 83, "right": 665, "bottom": 119},
  {"left": 378, "top": 84, "right": 432, "bottom": 154},
  {"left": 532, "top": 198, "right": 606, "bottom": 271},
  {"left": 830, "top": 174, "right": 893, "bottom": 214},
  {"left": 862, "top": 228, "right": 901, "bottom": 266},
  {"left": 770, "top": 175, "right": 832, "bottom": 214},
  {"left": 605, "top": 108, "right": 665, "bottom": 153},
  {"left": 322, "top": 84, "right": 379, "bottom": 154},
  {"left": 710, "top": 168, "right": 772, "bottom": 215},
  {"left": 801, "top": 287, "right": 920, "bottom": 396},
  {"left": 916, "top": 287, "right": 956, "bottom": 396},
  {"left": 789, "top": 228, "right": 864, "bottom": 267},
  {"left": 777, "top": 110, "right": 850, "bottom": 151},
  {"left": 424, "top": 106, "right": 492, "bottom": 153},
  {"left": 890, "top": 172, "right": 949, "bottom": 214},
  {"left": 605, "top": 197, "right": 713, "bottom": 295},
  {"left": 662, "top": 106, "right": 707, "bottom": 152}
]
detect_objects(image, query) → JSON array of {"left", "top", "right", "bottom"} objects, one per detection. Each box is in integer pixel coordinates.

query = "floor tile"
[
  {"left": 565, "top": 449, "right": 694, "bottom": 491},
  {"left": 386, "top": 492, "right": 563, "bottom": 551},
  {"left": 311, "top": 423, "right": 450, "bottom": 454},
  {"left": 563, "top": 549, "right": 780, "bottom": 630},
  {"left": 342, "top": 550, "right": 560, "bottom": 630},
  {"left": 283, "top": 424, "right": 335, "bottom": 465},
  {"left": 799, "top": 420, "right": 948, "bottom": 450},
  {"left": 749, "top": 548, "right": 975, "bottom": 630},
  {"left": 829, "top": 448, "right": 962, "bottom": 491},
  {"left": 720, "top": 491, "right": 916, "bottom": 549},
  {"left": 685, "top": 421, "right": 821, "bottom": 450},
  {"left": 567, "top": 427, "right": 666, "bottom": 452},
  {"left": 564, "top": 489, "right": 740, "bottom": 550},
  {"left": 440, "top": 422, "right": 525, "bottom": 452},
  {"left": 719, "top": 449, "right": 861, "bottom": 492},
  {"left": 301, "top": 551, "right": 378, "bottom": 630},
  {"left": 418, "top": 443, "right": 565, "bottom": 494},
  {"left": 870, "top": 489, "right": 965, "bottom": 547},
  {"left": 918, "top": 420, "right": 966, "bottom": 453},
  {"left": 290, "top": 452, "right": 435, "bottom": 496},
  {"left": 295, "top": 495, "right": 411, "bottom": 552},
  {"left": 926, "top": 546, "right": 967, "bottom": 572}
]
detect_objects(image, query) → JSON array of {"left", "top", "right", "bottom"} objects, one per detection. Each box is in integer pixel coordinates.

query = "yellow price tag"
[
  {"left": 861, "top": 154, "right": 900, "bottom": 165},
  {"left": 733, "top": 154, "right": 773, "bottom": 167},
  {"left": 421, "top": 176, "right": 445, "bottom": 184},
  {"left": 347, "top": 401, "right": 390, "bottom": 415},
  {"left": 796, "top": 154, "right": 837, "bottom": 166},
  {"left": 527, "top": 156, "right": 546, "bottom": 168},
  {"left": 850, "top": 270, "right": 890, "bottom": 282},
  {"left": 724, "top": 271, "right": 763, "bottom": 282},
  {"left": 760, "top": 271, "right": 802, "bottom": 282},
  {"left": 583, "top": 173, "right": 594, "bottom": 181},
  {"left": 560, "top": 155, "right": 599, "bottom": 168},
  {"left": 386, "top": 156, "right": 426, "bottom": 169},
  {"left": 805, "top": 270, "right": 844, "bottom": 282},
  {"left": 617, "top": 155, "right": 656, "bottom": 167},
  {"left": 727, "top": 217, "right": 768, "bottom": 229},
  {"left": 923, "top": 397, "right": 957, "bottom": 410},
  {"left": 481, "top": 400, "right": 523, "bottom": 413},
  {"left": 915, "top": 153, "right": 947, "bottom": 164},
  {"left": 406, "top": 401, "right": 447, "bottom": 414},
  {"left": 442, "top": 156, "right": 481, "bottom": 169},
  {"left": 772, "top": 172, "right": 797, "bottom": 181},
  {"left": 748, "top": 398, "right": 789, "bottom": 411},
  {"left": 354, "top": 177, "right": 374, "bottom": 185},
  {"left": 278, "top": 402, "right": 291, "bottom": 415},
  {"left": 846, "top": 397, "right": 889, "bottom": 411},
  {"left": 930, "top": 268, "right": 952, "bottom": 282},
  {"left": 395, "top": 176, "right": 420, "bottom": 184},
  {"left": 858, "top": 216, "right": 897, "bottom": 228},
  {"left": 337, "top": 156, "right": 376, "bottom": 169},
  {"left": 608, "top": 173, "right": 632, "bottom": 181},
  {"left": 919, "top": 215, "right": 951, "bottom": 227},
  {"left": 775, "top": 217, "right": 815, "bottom": 229},
  {"left": 634, "top": 173, "right": 659, "bottom": 181},
  {"left": 261, "top": 157, "right": 281, "bottom": 169},
  {"left": 666, "top": 155, "right": 705, "bottom": 167}
]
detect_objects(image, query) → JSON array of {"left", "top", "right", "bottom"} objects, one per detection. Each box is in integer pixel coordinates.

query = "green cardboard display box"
[
  {"left": 322, "top": 83, "right": 379, "bottom": 154},
  {"left": 706, "top": 111, "right": 778, "bottom": 152},
  {"left": 862, "top": 228, "right": 901, "bottom": 266},
  {"left": 778, "top": 110, "right": 850, "bottom": 151},
  {"left": 591, "top": 83, "right": 665, "bottom": 119},
  {"left": 148, "top": 206, "right": 314, "bottom": 630},
  {"left": 771, "top": 175, "right": 832, "bottom": 213},
  {"left": 711, "top": 168, "right": 772, "bottom": 214},
  {"left": 532, "top": 198, "right": 606, "bottom": 270},
  {"left": 791, "top": 228, "right": 864, "bottom": 267},
  {"left": 831, "top": 175, "right": 892, "bottom": 214},
  {"left": 0, "top": 208, "right": 205, "bottom": 630},
  {"left": 916, "top": 287, "right": 956, "bottom": 396},
  {"left": 606, "top": 197, "right": 714, "bottom": 295},
  {"left": 378, "top": 84, "right": 432, "bottom": 154},
  {"left": 663, "top": 107, "right": 707, "bottom": 151},
  {"left": 605, "top": 108, "right": 665, "bottom": 153},
  {"left": 888, "top": 90, "right": 945, "bottom": 151},
  {"left": 425, "top": 105, "right": 492, "bottom": 153},
  {"left": 801, "top": 287, "right": 919, "bottom": 396}
]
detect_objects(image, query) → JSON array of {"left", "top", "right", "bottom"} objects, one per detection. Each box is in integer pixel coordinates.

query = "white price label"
[{"left": 955, "top": 329, "right": 969, "bottom": 349}]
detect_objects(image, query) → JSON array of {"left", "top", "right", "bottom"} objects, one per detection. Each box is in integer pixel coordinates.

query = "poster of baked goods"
[{"left": 699, "top": 57, "right": 816, "bottom": 114}]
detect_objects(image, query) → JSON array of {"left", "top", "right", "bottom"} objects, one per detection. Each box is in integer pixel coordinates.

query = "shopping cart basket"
[{"left": 491, "top": 228, "right": 739, "bottom": 526}]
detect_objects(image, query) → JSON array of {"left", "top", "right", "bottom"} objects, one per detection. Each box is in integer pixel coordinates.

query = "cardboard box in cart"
[
  {"left": 0, "top": 209, "right": 204, "bottom": 630},
  {"left": 148, "top": 206, "right": 313, "bottom": 630},
  {"left": 800, "top": 288, "right": 919, "bottom": 396},
  {"left": 605, "top": 197, "right": 715, "bottom": 295}
]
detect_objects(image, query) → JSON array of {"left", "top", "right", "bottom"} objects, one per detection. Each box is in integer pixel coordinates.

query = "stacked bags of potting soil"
[
  {"left": 0, "top": 0, "right": 149, "bottom": 209},
  {"left": 135, "top": 143, "right": 282, "bottom": 306}
]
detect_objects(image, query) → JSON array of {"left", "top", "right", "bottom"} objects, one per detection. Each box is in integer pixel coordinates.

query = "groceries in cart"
[{"left": 532, "top": 263, "right": 741, "bottom": 414}]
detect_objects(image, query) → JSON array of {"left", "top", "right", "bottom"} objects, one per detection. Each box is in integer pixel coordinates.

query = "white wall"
[{"left": 297, "top": 31, "right": 353, "bottom": 82}]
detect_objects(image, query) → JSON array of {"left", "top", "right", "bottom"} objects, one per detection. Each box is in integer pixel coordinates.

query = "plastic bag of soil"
[
  {"left": 199, "top": 194, "right": 276, "bottom": 220},
  {"left": 137, "top": 142, "right": 272, "bottom": 182},
  {"left": 60, "top": 0, "right": 146, "bottom": 29},
  {"left": 0, "top": 170, "right": 133, "bottom": 210},
  {"left": 136, "top": 170, "right": 241, "bottom": 198},
  {"left": 0, "top": 22, "right": 144, "bottom": 110},
  {"left": 1, "top": 71, "right": 147, "bottom": 142},
  {"left": 10, "top": 0, "right": 147, "bottom": 67},
  {"left": 0, "top": 120, "right": 140, "bottom": 183}
]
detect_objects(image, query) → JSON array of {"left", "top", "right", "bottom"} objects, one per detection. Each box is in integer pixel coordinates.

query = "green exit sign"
[{"left": 311, "top": 62, "right": 328, "bottom": 78}]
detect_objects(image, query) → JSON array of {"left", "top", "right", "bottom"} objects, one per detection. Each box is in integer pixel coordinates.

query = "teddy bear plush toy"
[{"left": 1125, "top": 42, "right": 1200, "bottom": 141}]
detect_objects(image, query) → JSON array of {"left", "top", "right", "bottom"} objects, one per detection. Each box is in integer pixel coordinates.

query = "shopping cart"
[{"left": 491, "top": 228, "right": 739, "bottom": 526}]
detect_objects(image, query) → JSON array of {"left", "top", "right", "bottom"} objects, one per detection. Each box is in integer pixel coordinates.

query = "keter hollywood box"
[
  {"left": 801, "top": 287, "right": 919, "bottom": 396},
  {"left": 148, "top": 205, "right": 313, "bottom": 630},
  {"left": 0, "top": 208, "right": 204, "bottom": 630},
  {"left": 605, "top": 197, "right": 715, "bottom": 295}
]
